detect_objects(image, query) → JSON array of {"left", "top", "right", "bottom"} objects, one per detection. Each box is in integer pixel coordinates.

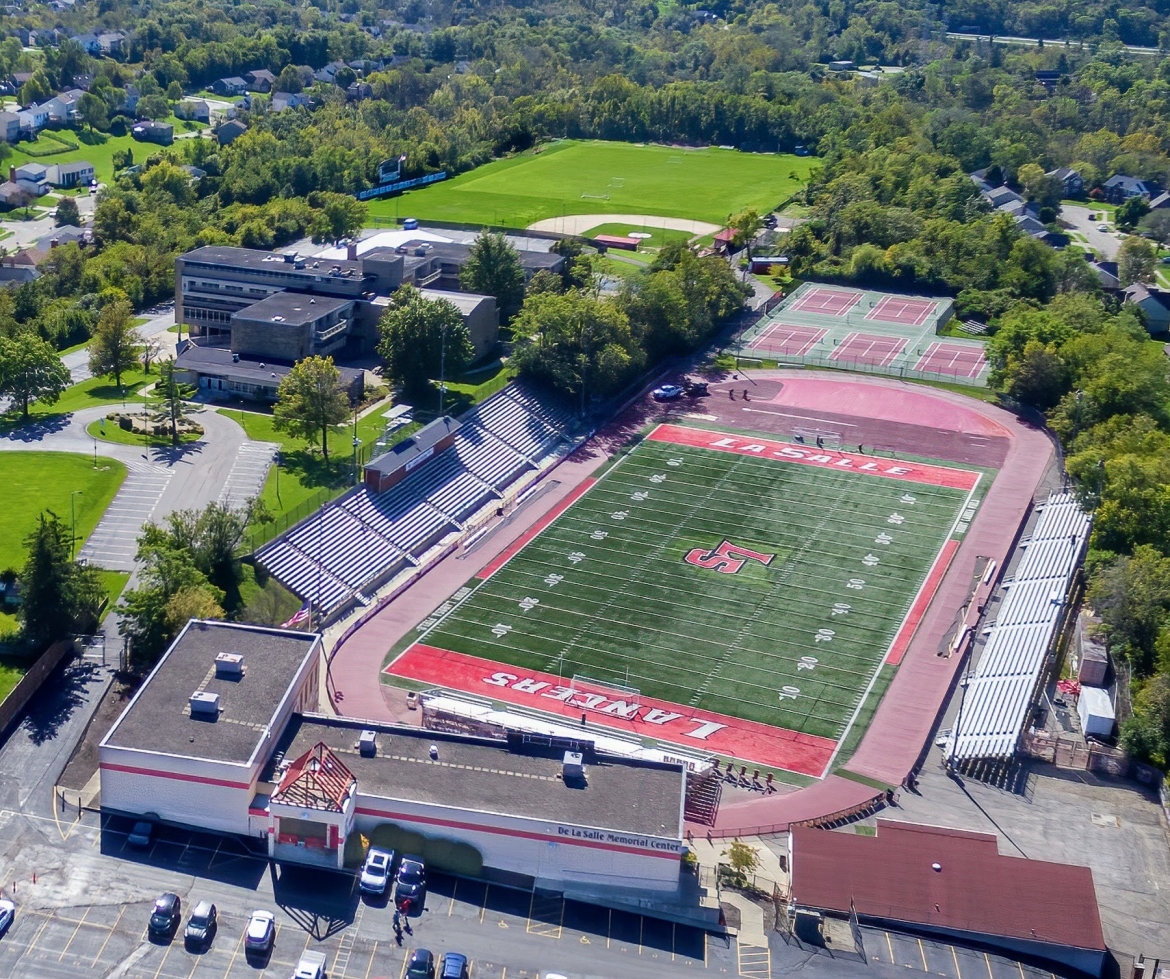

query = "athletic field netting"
[
  {"left": 385, "top": 424, "right": 983, "bottom": 776},
  {"left": 739, "top": 283, "right": 989, "bottom": 386}
]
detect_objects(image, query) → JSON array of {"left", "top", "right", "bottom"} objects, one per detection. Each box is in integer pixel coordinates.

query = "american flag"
[{"left": 281, "top": 603, "right": 311, "bottom": 629}]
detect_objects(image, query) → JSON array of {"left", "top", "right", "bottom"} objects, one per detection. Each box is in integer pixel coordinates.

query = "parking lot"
[{"left": 0, "top": 808, "right": 1081, "bottom": 979}]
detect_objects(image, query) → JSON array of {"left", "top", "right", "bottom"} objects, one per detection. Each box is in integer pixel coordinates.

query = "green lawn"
[
  {"left": 3, "top": 128, "right": 195, "bottom": 185},
  {"left": 0, "top": 660, "right": 23, "bottom": 701},
  {"left": 583, "top": 223, "right": 696, "bottom": 247},
  {"left": 373, "top": 140, "right": 815, "bottom": 228},
  {"left": 1, "top": 452, "right": 127, "bottom": 572},
  {"left": 390, "top": 428, "right": 973, "bottom": 775},
  {"left": 0, "top": 368, "right": 153, "bottom": 433},
  {"left": 87, "top": 416, "right": 202, "bottom": 447},
  {"left": 97, "top": 570, "right": 130, "bottom": 621}
]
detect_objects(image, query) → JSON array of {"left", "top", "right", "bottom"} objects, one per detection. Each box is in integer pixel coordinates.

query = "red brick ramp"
[{"left": 688, "top": 775, "right": 881, "bottom": 838}]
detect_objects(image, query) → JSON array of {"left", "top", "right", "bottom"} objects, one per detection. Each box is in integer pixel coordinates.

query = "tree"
[
  {"left": 273, "top": 356, "right": 350, "bottom": 464},
  {"left": 78, "top": 92, "right": 108, "bottom": 132},
  {"left": 55, "top": 196, "right": 81, "bottom": 228},
  {"left": 1116, "top": 195, "right": 1151, "bottom": 232},
  {"left": 141, "top": 334, "right": 162, "bottom": 374},
  {"left": 88, "top": 299, "right": 142, "bottom": 387},
  {"left": 276, "top": 64, "right": 304, "bottom": 93},
  {"left": 1140, "top": 210, "right": 1170, "bottom": 249},
  {"left": 19, "top": 513, "right": 104, "bottom": 648},
  {"left": 1089, "top": 545, "right": 1170, "bottom": 675},
  {"left": 0, "top": 333, "right": 70, "bottom": 419},
  {"left": 136, "top": 94, "right": 171, "bottom": 121},
  {"left": 998, "top": 339, "right": 1069, "bottom": 409},
  {"left": 307, "top": 192, "right": 367, "bottom": 244},
  {"left": 460, "top": 231, "right": 527, "bottom": 324},
  {"left": 154, "top": 358, "right": 195, "bottom": 445},
  {"left": 727, "top": 207, "right": 764, "bottom": 266},
  {"left": 1118, "top": 236, "right": 1158, "bottom": 286},
  {"left": 377, "top": 287, "right": 473, "bottom": 401}
]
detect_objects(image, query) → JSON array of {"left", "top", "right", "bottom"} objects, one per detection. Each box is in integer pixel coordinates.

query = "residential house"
[
  {"left": 211, "top": 76, "right": 248, "bottom": 97},
  {"left": 346, "top": 81, "right": 373, "bottom": 101},
  {"left": 1035, "top": 69, "right": 1062, "bottom": 91},
  {"left": 46, "top": 160, "right": 94, "bottom": 188},
  {"left": 270, "top": 91, "right": 310, "bottom": 112},
  {"left": 1089, "top": 260, "right": 1121, "bottom": 292},
  {"left": 828, "top": 59, "right": 855, "bottom": 71},
  {"left": 1149, "top": 191, "right": 1170, "bottom": 211},
  {"left": 0, "top": 183, "right": 37, "bottom": 212},
  {"left": 131, "top": 120, "right": 173, "bottom": 145},
  {"left": 0, "top": 112, "right": 19, "bottom": 142},
  {"left": 97, "top": 31, "right": 127, "bottom": 56},
  {"left": 349, "top": 58, "right": 384, "bottom": 74},
  {"left": 35, "top": 227, "right": 88, "bottom": 250},
  {"left": 70, "top": 32, "right": 101, "bottom": 54},
  {"left": 121, "top": 84, "right": 140, "bottom": 114},
  {"left": 984, "top": 185, "right": 1025, "bottom": 210},
  {"left": 11, "top": 162, "right": 49, "bottom": 195},
  {"left": 42, "top": 89, "right": 82, "bottom": 124},
  {"left": 245, "top": 69, "right": 276, "bottom": 93},
  {"left": 1123, "top": 283, "right": 1170, "bottom": 332},
  {"left": 71, "top": 72, "right": 95, "bottom": 91},
  {"left": 1047, "top": 166, "right": 1084, "bottom": 197},
  {"left": 216, "top": 119, "right": 248, "bottom": 145},
  {"left": 314, "top": 61, "right": 347, "bottom": 85},
  {"left": 176, "top": 99, "right": 211, "bottom": 123},
  {"left": 1102, "top": 174, "right": 1158, "bottom": 205},
  {"left": 17, "top": 103, "right": 50, "bottom": 134},
  {"left": 12, "top": 72, "right": 33, "bottom": 89}
]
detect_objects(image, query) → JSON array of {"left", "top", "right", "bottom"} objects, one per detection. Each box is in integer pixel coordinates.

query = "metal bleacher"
[
  {"left": 950, "top": 492, "right": 1092, "bottom": 761},
  {"left": 256, "top": 384, "right": 574, "bottom": 616}
]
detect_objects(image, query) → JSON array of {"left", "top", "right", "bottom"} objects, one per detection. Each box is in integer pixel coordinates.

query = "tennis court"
[
  {"left": 829, "top": 333, "right": 907, "bottom": 368},
  {"left": 792, "top": 287, "right": 863, "bottom": 317},
  {"left": 914, "top": 342, "right": 988, "bottom": 379},
  {"left": 866, "top": 295, "right": 938, "bottom": 327},
  {"left": 736, "top": 282, "right": 989, "bottom": 386},
  {"left": 752, "top": 323, "right": 826, "bottom": 357}
]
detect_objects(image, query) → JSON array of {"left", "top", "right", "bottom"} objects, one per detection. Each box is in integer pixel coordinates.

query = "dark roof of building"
[
  {"left": 233, "top": 290, "right": 352, "bottom": 325},
  {"left": 180, "top": 244, "right": 365, "bottom": 277},
  {"left": 133, "top": 120, "right": 173, "bottom": 133},
  {"left": 365, "top": 415, "right": 461, "bottom": 474},
  {"left": 175, "top": 343, "right": 364, "bottom": 385},
  {"left": 397, "top": 239, "right": 564, "bottom": 272},
  {"left": 791, "top": 821, "right": 1105, "bottom": 951},
  {"left": 218, "top": 120, "right": 248, "bottom": 136},
  {"left": 266, "top": 714, "right": 685, "bottom": 836},
  {"left": 101, "top": 620, "right": 321, "bottom": 765}
]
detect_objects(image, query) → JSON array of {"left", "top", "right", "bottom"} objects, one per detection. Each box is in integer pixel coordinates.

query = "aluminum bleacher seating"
[
  {"left": 257, "top": 383, "right": 574, "bottom": 617},
  {"left": 951, "top": 493, "right": 1091, "bottom": 761}
]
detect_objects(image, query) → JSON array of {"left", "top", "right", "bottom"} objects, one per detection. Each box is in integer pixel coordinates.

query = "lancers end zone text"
[{"left": 384, "top": 424, "right": 984, "bottom": 779}]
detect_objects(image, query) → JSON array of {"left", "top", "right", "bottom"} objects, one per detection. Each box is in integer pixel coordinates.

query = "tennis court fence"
[{"left": 732, "top": 341, "right": 988, "bottom": 387}]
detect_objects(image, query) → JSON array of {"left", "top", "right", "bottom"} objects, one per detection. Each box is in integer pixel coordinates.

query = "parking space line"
[
  {"left": 58, "top": 903, "right": 94, "bottom": 961},
  {"left": 363, "top": 940, "right": 378, "bottom": 979},
  {"left": 151, "top": 936, "right": 174, "bottom": 979},
  {"left": 1018, "top": 962, "right": 1026, "bottom": 979},
  {"left": 448, "top": 878, "right": 458, "bottom": 916},
  {"left": 985, "top": 952, "right": 994, "bottom": 979},
  {"left": 952, "top": 947, "right": 963, "bottom": 979},
  {"left": 398, "top": 950, "right": 409, "bottom": 979},
  {"left": 222, "top": 927, "right": 245, "bottom": 979},
  {"left": 737, "top": 944, "right": 771, "bottom": 979},
  {"left": 479, "top": 885, "right": 489, "bottom": 924},
  {"left": 919, "top": 938, "right": 928, "bottom": 971},
  {"left": 887, "top": 932, "right": 896, "bottom": 963},
  {"left": 92, "top": 906, "right": 125, "bottom": 968}
]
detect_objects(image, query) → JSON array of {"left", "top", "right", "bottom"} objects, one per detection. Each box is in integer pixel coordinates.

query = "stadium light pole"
[
  {"left": 70, "top": 490, "right": 82, "bottom": 559},
  {"left": 438, "top": 321, "right": 448, "bottom": 415}
]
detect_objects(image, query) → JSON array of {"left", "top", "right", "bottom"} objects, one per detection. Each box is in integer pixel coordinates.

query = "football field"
[{"left": 387, "top": 425, "right": 982, "bottom": 776}]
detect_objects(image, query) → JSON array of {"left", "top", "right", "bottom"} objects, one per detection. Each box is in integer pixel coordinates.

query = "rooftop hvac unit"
[
  {"left": 189, "top": 691, "right": 220, "bottom": 717},
  {"left": 358, "top": 730, "right": 377, "bottom": 757},
  {"left": 215, "top": 652, "right": 244, "bottom": 677},
  {"left": 562, "top": 750, "right": 585, "bottom": 783}
]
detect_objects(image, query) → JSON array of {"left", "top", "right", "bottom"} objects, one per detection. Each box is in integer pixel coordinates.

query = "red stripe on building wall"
[
  {"left": 885, "top": 538, "right": 961, "bottom": 666},
  {"left": 100, "top": 762, "right": 251, "bottom": 790},
  {"left": 354, "top": 805, "right": 682, "bottom": 859},
  {"left": 477, "top": 478, "right": 597, "bottom": 580},
  {"left": 648, "top": 424, "right": 981, "bottom": 490}
]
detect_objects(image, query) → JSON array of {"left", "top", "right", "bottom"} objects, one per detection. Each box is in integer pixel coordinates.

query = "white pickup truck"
[{"left": 292, "top": 949, "right": 327, "bottom": 979}]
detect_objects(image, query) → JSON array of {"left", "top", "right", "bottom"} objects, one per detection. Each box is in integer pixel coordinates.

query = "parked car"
[
  {"left": 148, "top": 893, "right": 181, "bottom": 938},
  {"left": 0, "top": 900, "right": 14, "bottom": 936},
  {"left": 652, "top": 384, "right": 683, "bottom": 401},
  {"left": 1097, "top": 223, "right": 1109, "bottom": 232},
  {"left": 359, "top": 847, "right": 395, "bottom": 895},
  {"left": 184, "top": 901, "right": 217, "bottom": 948},
  {"left": 395, "top": 855, "right": 427, "bottom": 912},
  {"left": 439, "top": 951, "right": 469, "bottom": 979},
  {"left": 293, "top": 948, "right": 327, "bottom": 979},
  {"left": 404, "top": 948, "right": 435, "bottom": 979},
  {"left": 244, "top": 909, "right": 275, "bottom": 954},
  {"left": 127, "top": 819, "right": 155, "bottom": 848}
]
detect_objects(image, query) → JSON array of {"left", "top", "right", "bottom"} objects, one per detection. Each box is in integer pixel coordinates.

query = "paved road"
[
  {"left": 1060, "top": 204, "right": 1120, "bottom": 260},
  {"left": 61, "top": 303, "right": 176, "bottom": 386},
  {"left": 0, "top": 191, "right": 98, "bottom": 252},
  {"left": 945, "top": 30, "right": 1160, "bottom": 54}
]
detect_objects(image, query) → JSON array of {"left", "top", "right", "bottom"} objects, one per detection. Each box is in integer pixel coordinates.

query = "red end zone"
[
  {"left": 386, "top": 644, "right": 839, "bottom": 777},
  {"left": 648, "top": 424, "right": 980, "bottom": 490}
]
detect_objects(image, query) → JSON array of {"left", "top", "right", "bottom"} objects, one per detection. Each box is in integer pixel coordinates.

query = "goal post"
[{"left": 569, "top": 673, "right": 641, "bottom": 706}]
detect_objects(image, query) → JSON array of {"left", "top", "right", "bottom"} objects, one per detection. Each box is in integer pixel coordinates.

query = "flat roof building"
[{"left": 173, "top": 343, "right": 365, "bottom": 404}]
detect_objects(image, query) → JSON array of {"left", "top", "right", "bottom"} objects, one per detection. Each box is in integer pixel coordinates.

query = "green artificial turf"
[
  {"left": 411, "top": 434, "right": 971, "bottom": 742},
  {"left": 1, "top": 452, "right": 127, "bottom": 572},
  {"left": 373, "top": 140, "right": 814, "bottom": 228}
]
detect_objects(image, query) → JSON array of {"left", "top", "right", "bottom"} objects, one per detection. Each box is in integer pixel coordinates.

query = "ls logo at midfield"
[{"left": 684, "top": 540, "right": 775, "bottom": 575}]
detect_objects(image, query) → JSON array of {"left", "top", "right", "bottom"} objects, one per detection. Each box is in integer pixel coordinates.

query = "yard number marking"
[
  {"left": 862, "top": 553, "right": 880, "bottom": 567},
  {"left": 611, "top": 510, "right": 629, "bottom": 520},
  {"left": 543, "top": 573, "right": 564, "bottom": 587},
  {"left": 874, "top": 532, "right": 893, "bottom": 545},
  {"left": 649, "top": 474, "right": 667, "bottom": 483},
  {"left": 846, "top": 578, "right": 866, "bottom": 590},
  {"left": 900, "top": 494, "right": 917, "bottom": 504},
  {"left": 684, "top": 540, "right": 776, "bottom": 575},
  {"left": 567, "top": 551, "right": 586, "bottom": 563},
  {"left": 631, "top": 490, "right": 650, "bottom": 502},
  {"left": 832, "top": 603, "right": 851, "bottom": 615},
  {"left": 491, "top": 623, "right": 512, "bottom": 638},
  {"left": 778, "top": 685, "right": 800, "bottom": 701},
  {"left": 590, "top": 530, "right": 608, "bottom": 540},
  {"left": 887, "top": 513, "right": 905, "bottom": 525},
  {"left": 814, "top": 629, "right": 834, "bottom": 643},
  {"left": 798, "top": 656, "right": 819, "bottom": 671},
  {"left": 667, "top": 457, "right": 683, "bottom": 467},
  {"left": 519, "top": 597, "right": 540, "bottom": 611}
]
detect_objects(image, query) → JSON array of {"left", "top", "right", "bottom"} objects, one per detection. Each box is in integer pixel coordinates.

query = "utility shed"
[{"left": 1078, "top": 686, "right": 1115, "bottom": 738}]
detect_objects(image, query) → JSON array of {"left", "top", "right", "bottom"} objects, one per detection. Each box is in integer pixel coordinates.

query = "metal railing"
[{"left": 732, "top": 344, "right": 989, "bottom": 387}]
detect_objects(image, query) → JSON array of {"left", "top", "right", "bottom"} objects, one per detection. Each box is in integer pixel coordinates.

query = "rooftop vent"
[
  {"left": 190, "top": 690, "right": 220, "bottom": 717},
  {"left": 215, "top": 651, "right": 244, "bottom": 677},
  {"left": 359, "top": 730, "right": 377, "bottom": 757},
  {"left": 562, "top": 750, "right": 585, "bottom": 784}
]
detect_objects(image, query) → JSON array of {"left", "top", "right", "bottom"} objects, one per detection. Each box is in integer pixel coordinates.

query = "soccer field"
[
  {"left": 369, "top": 140, "right": 814, "bottom": 227},
  {"left": 388, "top": 425, "right": 981, "bottom": 775}
]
